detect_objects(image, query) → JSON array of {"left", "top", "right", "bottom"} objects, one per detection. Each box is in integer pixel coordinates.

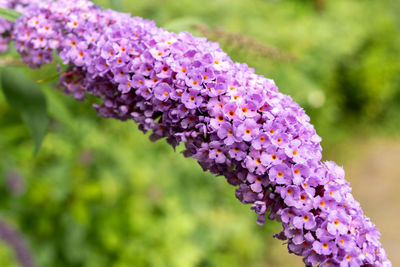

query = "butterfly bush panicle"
[{"left": 4, "top": 0, "right": 391, "bottom": 266}]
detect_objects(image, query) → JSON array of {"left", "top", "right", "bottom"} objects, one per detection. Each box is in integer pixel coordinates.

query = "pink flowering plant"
[{"left": 0, "top": 0, "right": 392, "bottom": 266}]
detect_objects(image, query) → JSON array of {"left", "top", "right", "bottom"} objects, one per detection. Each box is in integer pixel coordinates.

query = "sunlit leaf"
[
  {"left": 109, "top": 0, "right": 124, "bottom": 12},
  {"left": 0, "top": 7, "right": 21, "bottom": 22}
]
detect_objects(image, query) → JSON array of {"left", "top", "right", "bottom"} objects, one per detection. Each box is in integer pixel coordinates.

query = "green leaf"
[
  {"left": 1, "top": 68, "right": 49, "bottom": 155},
  {"left": 109, "top": 0, "right": 124, "bottom": 12},
  {"left": 163, "top": 17, "right": 203, "bottom": 34},
  {"left": 0, "top": 7, "right": 21, "bottom": 22}
]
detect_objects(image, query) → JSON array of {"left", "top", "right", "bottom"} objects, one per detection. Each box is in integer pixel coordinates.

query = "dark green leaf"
[
  {"left": 0, "top": 7, "right": 21, "bottom": 22},
  {"left": 1, "top": 68, "right": 49, "bottom": 155}
]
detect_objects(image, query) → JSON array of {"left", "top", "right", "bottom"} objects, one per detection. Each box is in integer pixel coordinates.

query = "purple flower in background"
[
  {"left": 5, "top": 170, "right": 25, "bottom": 196},
  {"left": 1, "top": 0, "right": 391, "bottom": 266},
  {"left": 0, "top": 219, "right": 36, "bottom": 267}
]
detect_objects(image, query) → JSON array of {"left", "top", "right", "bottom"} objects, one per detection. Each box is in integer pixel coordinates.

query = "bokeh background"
[{"left": 1, "top": 0, "right": 400, "bottom": 266}]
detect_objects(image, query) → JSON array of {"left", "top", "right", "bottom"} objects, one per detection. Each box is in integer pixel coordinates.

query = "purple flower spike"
[{"left": 2, "top": 0, "right": 391, "bottom": 266}]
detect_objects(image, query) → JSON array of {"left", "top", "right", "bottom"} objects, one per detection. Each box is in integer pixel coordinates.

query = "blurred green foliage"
[{"left": 0, "top": 0, "right": 399, "bottom": 266}]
